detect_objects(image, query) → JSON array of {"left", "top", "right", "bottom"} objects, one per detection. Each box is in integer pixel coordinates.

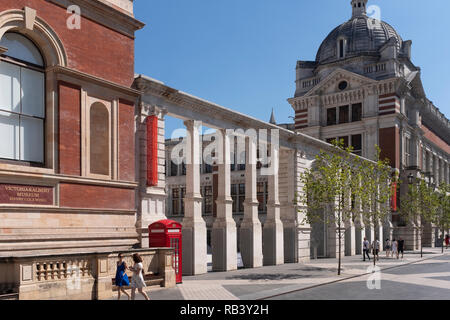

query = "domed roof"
[{"left": 316, "top": 16, "right": 403, "bottom": 64}]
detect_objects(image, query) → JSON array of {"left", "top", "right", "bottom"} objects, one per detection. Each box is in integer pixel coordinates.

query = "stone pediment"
[{"left": 304, "top": 68, "right": 377, "bottom": 97}]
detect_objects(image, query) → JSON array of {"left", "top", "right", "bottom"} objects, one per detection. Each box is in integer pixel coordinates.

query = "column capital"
[
  {"left": 184, "top": 119, "right": 202, "bottom": 130},
  {"left": 141, "top": 103, "right": 168, "bottom": 118}
]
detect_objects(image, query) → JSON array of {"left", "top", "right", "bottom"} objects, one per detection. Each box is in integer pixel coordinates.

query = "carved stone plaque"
[{"left": 0, "top": 184, "right": 54, "bottom": 205}]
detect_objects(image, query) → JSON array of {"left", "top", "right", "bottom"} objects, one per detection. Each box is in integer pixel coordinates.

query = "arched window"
[
  {"left": 0, "top": 32, "right": 45, "bottom": 163},
  {"left": 89, "top": 102, "right": 110, "bottom": 176}
]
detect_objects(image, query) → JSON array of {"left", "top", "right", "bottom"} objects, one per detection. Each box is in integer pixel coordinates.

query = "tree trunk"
[
  {"left": 338, "top": 220, "right": 341, "bottom": 276},
  {"left": 421, "top": 227, "right": 423, "bottom": 258}
]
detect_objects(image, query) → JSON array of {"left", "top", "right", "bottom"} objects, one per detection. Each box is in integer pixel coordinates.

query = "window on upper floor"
[
  {"left": 405, "top": 137, "right": 411, "bottom": 167},
  {"left": 170, "top": 161, "right": 178, "bottom": 176},
  {"left": 0, "top": 32, "right": 45, "bottom": 164},
  {"left": 339, "top": 105, "right": 349, "bottom": 124},
  {"left": 327, "top": 108, "right": 337, "bottom": 126},
  {"left": 351, "top": 134, "right": 362, "bottom": 156},
  {"left": 351, "top": 103, "right": 362, "bottom": 122},
  {"left": 339, "top": 136, "right": 349, "bottom": 149}
]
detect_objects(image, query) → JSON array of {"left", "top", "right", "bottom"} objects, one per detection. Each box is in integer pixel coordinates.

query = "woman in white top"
[
  {"left": 129, "top": 253, "right": 149, "bottom": 300},
  {"left": 391, "top": 239, "right": 398, "bottom": 259}
]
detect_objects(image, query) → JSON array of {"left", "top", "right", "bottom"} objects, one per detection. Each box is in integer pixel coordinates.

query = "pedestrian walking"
[
  {"left": 391, "top": 239, "right": 398, "bottom": 258},
  {"left": 363, "top": 237, "right": 371, "bottom": 261},
  {"left": 372, "top": 238, "right": 380, "bottom": 261},
  {"left": 115, "top": 253, "right": 131, "bottom": 300},
  {"left": 385, "top": 238, "right": 391, "bottom": 257},
  {"left": 397, "top": 238, "right": 405, "bottom": 259},
  {"left": 129, "top": 253, "right": 150, "bottom": 300}
]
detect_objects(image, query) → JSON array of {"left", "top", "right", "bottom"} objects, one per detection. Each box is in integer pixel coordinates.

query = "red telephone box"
[{"left": 148, "top": 220, "right": 182, "bottom": 283}]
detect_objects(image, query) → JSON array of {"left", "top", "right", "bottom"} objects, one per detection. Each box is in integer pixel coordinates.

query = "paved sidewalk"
[{"left": 111, "top": 247, "right": 449, "bottom": 300}]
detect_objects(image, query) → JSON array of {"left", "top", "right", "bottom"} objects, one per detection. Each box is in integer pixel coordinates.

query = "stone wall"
[{"left": 0, "top": 248, "right": 175, "bottom": 300}]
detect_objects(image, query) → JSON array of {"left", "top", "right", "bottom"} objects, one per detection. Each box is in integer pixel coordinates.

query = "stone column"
[
  {"left": 263, "top": 141, "right": 284, "bottom": 265},
  {"left": 344, "top": 219, "right": 356, "bottom": 256},
  {"left": 137, "top": 104, "right": 168, "bottom": 247},
  {"left": 354, "top": 217, "right": 365, "bottom": 255},
  {"left": 279, "top": 149, "right": 298, "bottom": 263},
  {"left": 240, "top": 136, "right": 263, "bottom": 268},
  {"left": 212, "top": 130, "right": 237, "bottom": 271},
  {"left": 182, "top": 120, "right": 207, "bottom": 275}
]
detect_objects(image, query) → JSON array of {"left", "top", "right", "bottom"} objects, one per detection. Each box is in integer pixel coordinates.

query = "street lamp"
[{"left": 407, "top": 173, "right": 414, "bottom": 185}]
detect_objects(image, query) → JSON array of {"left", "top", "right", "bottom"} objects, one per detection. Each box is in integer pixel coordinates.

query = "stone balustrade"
[{"left": 0, "top": 248, "right": 175, "bottom": 300}]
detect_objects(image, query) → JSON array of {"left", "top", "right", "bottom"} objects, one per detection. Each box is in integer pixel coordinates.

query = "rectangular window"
[
  {"left": 203, "top": 186, "right": 213, "bottom": 214},
  {"left": 170, "top": 161, "right": 178, "bottom": 176},
  {"left": 339, "top": 136, "right": 349, "bottom": 149},
  {"left": 405, "top": 137, "right": 411, "bottom": 166},
  {"left": 257, "top": 182, "right": 266, "bottom": 212},
  {"left": 339, "top": 105, "right": 349, "bottom": 124},
  {"left": 180, "top": 188, "right": 186, "bottom": 215},
  {"left": 204, "top": 163, "right": 212, "bottom": 174},
  {"left": 351, "top": 134, "right": 362, "bottom": 156},
  {"left": 339, "top": 39, "right": 344, "bottom": 58},
  {"left": 326, "top": 137, "right": 336, "bottom": 145},
  {"left": 327, "top": 108, "right": 337, "bottom": 126},
  {"left": 0, "top": 61, "right": 44, "bottom": 163},
  {"left": 172, "top": 188, "right": 180, "bottom": 215},
  {"left": 351, "top": 103, "right": 362, "bottom": 122}
]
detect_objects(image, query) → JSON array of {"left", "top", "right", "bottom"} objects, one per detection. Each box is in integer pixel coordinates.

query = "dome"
[{"left": 316, "top": 16, "right": 403, "bottom": 64}]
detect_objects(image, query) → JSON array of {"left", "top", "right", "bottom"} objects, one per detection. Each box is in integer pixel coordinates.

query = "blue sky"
[{"left": 134, "top": 0, "right": 450, "bottom": 137}]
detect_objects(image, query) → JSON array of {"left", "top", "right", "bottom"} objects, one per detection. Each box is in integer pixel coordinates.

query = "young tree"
[
  {"left": 354, "top": 146, "right": 394, "bottom": 265},
  {"left": 431, "top": 182, "right": 450, "bottom": 253},
  {"left": 300, "top": 139, "right": 363, "bottom": 275},
  {"left": 399, "top": 173, "right": 439, "bottom": 257}
]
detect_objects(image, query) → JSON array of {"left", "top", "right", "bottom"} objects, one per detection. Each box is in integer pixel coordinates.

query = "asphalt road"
[{"left": 266, "top": 255, "right": 450, "bottom": 300}]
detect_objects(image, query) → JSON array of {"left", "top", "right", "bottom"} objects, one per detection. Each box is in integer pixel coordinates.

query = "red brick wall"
[
  {"left": 421, "top": 125, "right": 450, "bottom": 154},
  {"left": 58, "top": 82, "right": 81, "bottom": 175},
  {"left": 119, "top": 100, "right": 135, "bottom": 182},
  {"left": 59, "top": 183, "right": 134, "bottom": 210},
  {"left": 379, "top": 127, "right": 400, "bottom": 169},
  {"left": 295, "top": 109, "right": 308, "bottom": 130},
  {"left": 0, "top": 0, "right": 135, "bottom": 87}
]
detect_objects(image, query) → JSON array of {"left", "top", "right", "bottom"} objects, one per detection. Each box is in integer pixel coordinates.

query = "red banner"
[
  {"left": 390, "top": 182, "right": 397, "bottom": 211},
  {"left": 147, "top": 115, "right": 159, "bottom": 187}
]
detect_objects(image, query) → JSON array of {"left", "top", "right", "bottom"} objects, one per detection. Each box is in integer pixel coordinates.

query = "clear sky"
[{"left": 134, "top": 0, "right": 450, "bottom": 137}]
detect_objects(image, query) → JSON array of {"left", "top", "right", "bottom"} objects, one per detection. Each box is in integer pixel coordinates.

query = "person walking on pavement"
[
  {"left": 391, "top": 238, "right": 398, "bottom": 258},
  {"left": 385, "top": 238, "right": 391, "bottom": 257},
  {"left": 445, "top": 235, "right": 449, "bottom": 250},
  {"left": 363, "top": 237, "right": 371, "bottom": 261},
  {"left": 397, "top": 238, "right": 405, "bottom": 259},
  {"left": 372, "top": 238, "right": 380, "bottom": 261}
]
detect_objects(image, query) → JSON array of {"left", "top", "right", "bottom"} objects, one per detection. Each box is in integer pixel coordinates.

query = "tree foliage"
[{"left": 299, "top": 140, "right": 394, "bottom": 274}]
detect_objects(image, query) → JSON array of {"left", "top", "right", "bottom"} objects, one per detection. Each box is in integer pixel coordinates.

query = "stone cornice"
[
  {"left": 48, "top": 65, "right": 140, "bottom": 97},
  {"left": 135, "top": 75, "right": 342, "bottom": 153},
  {"left": 47, "top": 0, "right": 145, "bottom": 38}
]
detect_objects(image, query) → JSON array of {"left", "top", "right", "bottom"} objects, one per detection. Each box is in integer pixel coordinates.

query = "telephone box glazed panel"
[{"left": 149, "top": 219, "right": 182, "bottom": 283}]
